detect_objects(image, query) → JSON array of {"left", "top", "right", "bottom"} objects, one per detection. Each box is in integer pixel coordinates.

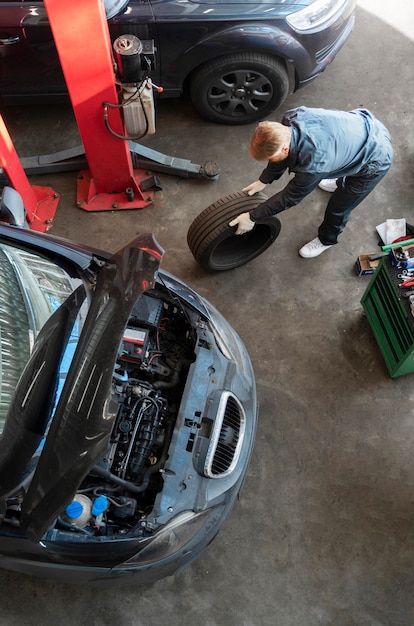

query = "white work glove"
[
  {"left": 229, "top": 212, "right": 255, "bottom": 235},
  {"left": 242, "top": 180, "right": 266, "bottom": 196}
]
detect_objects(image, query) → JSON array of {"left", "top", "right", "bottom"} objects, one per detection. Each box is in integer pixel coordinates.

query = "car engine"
[{"left": 57, "top": 289, "right": 197, "bottom": 537}]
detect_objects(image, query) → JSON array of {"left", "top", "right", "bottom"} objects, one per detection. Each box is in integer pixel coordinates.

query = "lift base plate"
[{"left": 76, "top": 170, "right": 153, "bottom": 212}]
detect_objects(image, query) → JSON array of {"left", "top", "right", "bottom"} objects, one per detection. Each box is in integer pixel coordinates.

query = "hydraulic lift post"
[
  {"left": 0, "top": 115, "right": 59, "bottom": 231},
  {"left": 43, "top": 0, "right": 152, "bottom": 212}
]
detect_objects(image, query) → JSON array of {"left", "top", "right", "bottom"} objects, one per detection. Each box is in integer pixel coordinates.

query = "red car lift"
[
  {"left": 0, "top": 0, "right": 219, "bottom": 228},
  {"left": 0, "top": 115, "right": 59, "bottom": 232},
  {"left": 43, "top": 0, "right": 152, "bottom": 212},
  {"left": 42, "top": 0, "right": 219, "bottom": 209}
]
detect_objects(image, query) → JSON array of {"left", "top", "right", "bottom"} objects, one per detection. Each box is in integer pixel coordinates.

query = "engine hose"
[
  {"left": 102, "top": 95, "right": 149, "bottom": 141},
  {"left": 91, "top": 421, "right": 173, "bottom": 494},
  {"left": 138, "top": 420, "right": 173, "bottom": 483},
  {"left": 91, "top": 465, "right": 149, "bottom": 494},
  {"left": 153, "top": 359, "right": 191, "bottom": 390}
]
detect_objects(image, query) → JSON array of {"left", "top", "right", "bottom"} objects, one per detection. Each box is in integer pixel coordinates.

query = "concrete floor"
[{"left": 1, "top": 2, "right": 414, "bottom": 625}]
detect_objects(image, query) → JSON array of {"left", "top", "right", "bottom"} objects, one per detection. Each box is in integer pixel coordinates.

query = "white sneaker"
[
  {"left": 318, "top": 178, "right": 337, "bottom": 192},
  {"left": 299, "top": 237, "right": 333, "bottom": 259}
]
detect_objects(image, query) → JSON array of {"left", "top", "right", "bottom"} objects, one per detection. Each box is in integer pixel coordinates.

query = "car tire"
[
  {"left": 187, "top": 191, "right": 281, "bottom": 271},
  {"left": 189, "top": 52, "right": 289, "bottom": 125}
]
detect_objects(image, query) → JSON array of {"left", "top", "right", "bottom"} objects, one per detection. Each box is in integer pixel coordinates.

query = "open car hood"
[{"left": 6, "top": 233, "right": 163, "bottom": 541}]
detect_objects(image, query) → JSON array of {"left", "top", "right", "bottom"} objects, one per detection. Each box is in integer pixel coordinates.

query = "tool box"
[
  {"left": 361, "top": 254, "right": 414, "bottom": 377},
  {"left": 356, "top": 253, "right": 381, "bottom": 276}
]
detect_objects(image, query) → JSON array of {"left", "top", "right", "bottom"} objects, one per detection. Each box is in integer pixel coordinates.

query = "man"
[{"left": 229, "top": 107, "right": 393, "bottom": 258}]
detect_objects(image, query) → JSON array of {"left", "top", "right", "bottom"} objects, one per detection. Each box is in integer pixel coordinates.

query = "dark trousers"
[{"left": 318, "top": 140, "right": 394, "bottom": 245}]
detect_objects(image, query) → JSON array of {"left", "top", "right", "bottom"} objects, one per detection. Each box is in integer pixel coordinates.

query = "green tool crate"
[{"left": 361, "top": 255, "right": 414, "bottom": 377}]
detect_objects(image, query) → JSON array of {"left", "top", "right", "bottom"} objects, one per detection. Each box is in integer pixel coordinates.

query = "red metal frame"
[
  {"left": 0, "top": 115, "right": 59, "bottom": 231},
  {"left": 43, "top": 0, "right": 152, "bottom": 212}
]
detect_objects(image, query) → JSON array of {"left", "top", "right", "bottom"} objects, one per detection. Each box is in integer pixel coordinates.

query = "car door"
[
  {"left": 0, "top": 1, "right": 65, "bottom": 104},
  {"left": 0, "top": 0, "right": 157, "bottom": 105}
]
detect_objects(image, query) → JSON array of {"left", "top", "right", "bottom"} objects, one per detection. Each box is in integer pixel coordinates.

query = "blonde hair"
[{"left": 249, "top": 121, "right": 291, "bottom": 161}]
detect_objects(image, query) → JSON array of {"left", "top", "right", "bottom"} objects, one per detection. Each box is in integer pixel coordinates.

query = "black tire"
[
  {"left": 187, "top": 192, "right": 281, "bottom": 271},
  {"left": 190, "top": 52, "right": 289, "bottom": 125}
]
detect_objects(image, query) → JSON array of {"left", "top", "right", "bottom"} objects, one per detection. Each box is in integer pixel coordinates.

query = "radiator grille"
[{"left": 204, "top": 392, "right": 246, "bottom": 478}]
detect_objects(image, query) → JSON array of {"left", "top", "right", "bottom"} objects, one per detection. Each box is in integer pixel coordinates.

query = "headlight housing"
[
  {"left": 286, "top": 0, "right": 348, "bottom": 33},
  {"left": 122, "top": 508, "right": 223, "bottom": 566},
  {"left": 199, "top": 295, "right": 246, "bottom": 365}
]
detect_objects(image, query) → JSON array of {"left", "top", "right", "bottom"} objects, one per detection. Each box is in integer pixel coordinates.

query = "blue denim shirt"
[{"left": 250, "top": 107, "right": 393, "bottom": 221}]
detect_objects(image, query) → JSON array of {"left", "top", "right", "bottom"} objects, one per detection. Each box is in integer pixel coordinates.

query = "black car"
[
  {"left": 0, "top": 200, "right": 257, "bottom": 584},
  {"left": 0, "top": 0, "right": 356, "bottom": 124}
]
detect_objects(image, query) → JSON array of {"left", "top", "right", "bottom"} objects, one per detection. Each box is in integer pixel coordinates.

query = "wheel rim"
[
  {"left": 207, "top": 223, "right": 279, "bottom": 271},
  {"left": 207, "top": 69, "right": 274, "bottom": 119}
]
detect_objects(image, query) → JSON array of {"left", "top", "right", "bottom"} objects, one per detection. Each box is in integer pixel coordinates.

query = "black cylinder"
[{"left": 113, "top": 35, "right": 143, "bottom": 83}]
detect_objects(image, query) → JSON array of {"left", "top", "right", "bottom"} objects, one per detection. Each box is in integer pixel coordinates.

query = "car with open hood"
[
  {"left": 0, "top": 0, "right": 356, "bottom": 124},
  {"left": 0, "top": 207, "right": 257, "bottom": 584}
]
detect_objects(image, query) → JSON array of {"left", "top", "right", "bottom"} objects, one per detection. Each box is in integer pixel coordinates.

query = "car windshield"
[{"left": 0, "top": 243, "right": 85, "bottom": 433}]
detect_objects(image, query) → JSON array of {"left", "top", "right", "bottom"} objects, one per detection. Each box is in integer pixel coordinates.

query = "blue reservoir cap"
[
  {"left": 65, "top": 501, "right": 83, "bottom": 520},
  {"left": 92, "top": 495, "right": 108, "bottom": 516}
]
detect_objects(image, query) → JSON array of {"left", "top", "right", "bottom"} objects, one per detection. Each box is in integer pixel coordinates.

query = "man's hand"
[
  {"left": 242, "top": 180, "right": 266, "bottom": 196},
  {"left": 229, "top": 212, "right": 255, "bottom": 235}
]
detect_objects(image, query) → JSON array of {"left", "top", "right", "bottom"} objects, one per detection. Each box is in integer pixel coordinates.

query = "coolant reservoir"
[{"left": 63, "top": 494, "right": 92, "bottom": 528}]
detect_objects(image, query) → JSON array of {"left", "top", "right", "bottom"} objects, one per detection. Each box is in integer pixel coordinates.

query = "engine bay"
[{"left": 55, "top": 289, "right": 197, "bottom": 538}]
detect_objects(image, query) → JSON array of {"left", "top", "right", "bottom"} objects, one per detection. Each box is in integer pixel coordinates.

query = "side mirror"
[{"left": 0, "top": 186, "right": 29, "bottom": 229}]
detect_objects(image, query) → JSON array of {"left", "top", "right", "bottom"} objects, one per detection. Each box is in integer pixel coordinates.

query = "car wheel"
[
  {"left": 190, "top": 53, "right": 289, "bottom": 125},
  {"left": 187, "top": 191, "right": 281, "bottom": 271}
]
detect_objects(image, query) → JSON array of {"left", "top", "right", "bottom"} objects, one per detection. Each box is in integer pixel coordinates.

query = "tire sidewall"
[
  {"left": 199, "top": 217, "right": 281, "bottom": 271},
  {"left": 187, "top": 192, "right": 281, "bottom": 271}
]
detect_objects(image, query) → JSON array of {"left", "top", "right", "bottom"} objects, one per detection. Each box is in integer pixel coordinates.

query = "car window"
[{"left": 0, "top": 243, "right": 84, "bottom": 433}]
